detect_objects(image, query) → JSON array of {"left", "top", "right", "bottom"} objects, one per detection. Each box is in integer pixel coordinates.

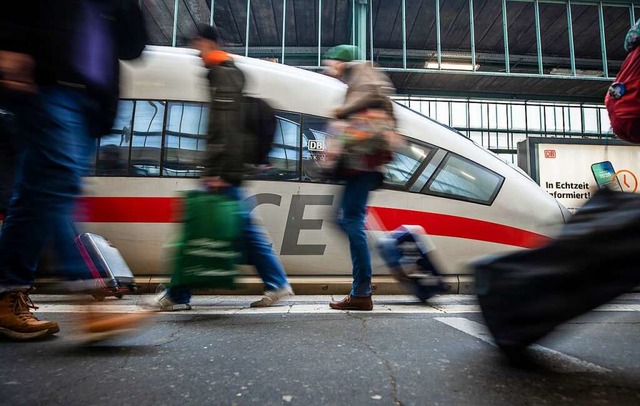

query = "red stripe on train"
[
  {"left": 77, "top": 197, "right": 180, "bottom": 223},
  {"left": 367, "top": 207, "right": 548, "bottom": 249},
  {"left": 72, "top": 196, "right": 548, "bottom": 249}
]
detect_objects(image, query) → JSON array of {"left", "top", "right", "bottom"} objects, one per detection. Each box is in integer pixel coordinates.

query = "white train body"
[{"left": 81, "top": 46, "right": 568, "bottom": 277}]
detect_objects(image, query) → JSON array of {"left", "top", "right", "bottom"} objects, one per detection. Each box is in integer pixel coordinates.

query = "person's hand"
[
  {"left": 0, "top": 51, "right": 37, "bottom": 93},
  {"left": 332, "top": 107, "right": 343, "bottom": 118},
  {"left": 202, "top": 176, "right": 230, "bottom": 189}
]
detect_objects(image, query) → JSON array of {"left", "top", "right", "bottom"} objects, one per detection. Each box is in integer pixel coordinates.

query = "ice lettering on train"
[
  {"left": 244, "top": 193, "right": 283, "bottom": 211},
  {"left": 246, "top": 193, "right": 334, "bottom": 255},
  {"left": 282, "top": 195, "right": 334, "bottom": 255}
]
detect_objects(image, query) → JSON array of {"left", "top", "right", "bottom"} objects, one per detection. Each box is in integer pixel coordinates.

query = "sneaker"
[
  {"left": 329, "top": 295, "right": 373, "bottom": 311},
  {"left": 250, "top": 285, "right": 294, "bottom": 307},
  {"left": 77, "top": 310, "right": 152, "bottom": 344},
  {"left": 150, "top": 289, "right": 192, "bottom": 311},
  {"left": 0, "top": 291, "right": 60, "bottom": 341}
]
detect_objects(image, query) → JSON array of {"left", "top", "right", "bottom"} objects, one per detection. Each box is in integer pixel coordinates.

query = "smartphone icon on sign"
[{"left": 591, "top": 161, "right": 623, "bottom": 191}]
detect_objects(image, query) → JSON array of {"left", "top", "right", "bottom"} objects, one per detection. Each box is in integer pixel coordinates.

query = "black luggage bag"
[
  {"left": 378, "top": 225, "right": 445, "bottom": 302},
  {"left": 474, "top": 189, "right": 640, "bottom": 350},
  {"left": 76, "top": 232, "right": 137, "bottom": 300}
]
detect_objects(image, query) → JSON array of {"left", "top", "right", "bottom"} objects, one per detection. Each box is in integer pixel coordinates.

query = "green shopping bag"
[{"left": 169, "top": 191, "right": 242, "bottom": 289}]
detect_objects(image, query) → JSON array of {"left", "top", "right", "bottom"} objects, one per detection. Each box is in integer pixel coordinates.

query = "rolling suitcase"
[
  {"left": 474, "top": 188, "right": 640, "bottom": 351},
  {"left": 377, "top": 225, "right": 445, "bottom": 302},
  {"left": 76, "top": 232, "right": 137, "bottom": 300}
]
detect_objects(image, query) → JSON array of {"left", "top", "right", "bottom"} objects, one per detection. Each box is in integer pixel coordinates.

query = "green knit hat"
[{"left": 324, "top": 45, "right": 357, "bottom": 62}]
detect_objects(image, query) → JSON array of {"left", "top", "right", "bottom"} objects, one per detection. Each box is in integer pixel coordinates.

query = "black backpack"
[{"left": 243, "top": 96, "right": 277, "bottom": 165}]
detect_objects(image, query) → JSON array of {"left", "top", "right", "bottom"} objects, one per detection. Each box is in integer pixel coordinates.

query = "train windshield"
[{"left": 423, "top": 154, "right": 504, "bottom": 204}]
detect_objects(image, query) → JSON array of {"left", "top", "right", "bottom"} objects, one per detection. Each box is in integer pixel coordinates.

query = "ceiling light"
[
  {"left": 424, "top": 62, "right": 480, "bottom": 71},
  {"left": 459, "top": 170, "right": 476, "bottom": 181},
  {"left": 410, "top": 145, "right": 426, "bottom": 158}
]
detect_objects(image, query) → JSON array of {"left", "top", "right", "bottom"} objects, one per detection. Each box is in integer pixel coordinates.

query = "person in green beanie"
[{"left": 323, "top": 45, "right": 397, "bottom": 311}]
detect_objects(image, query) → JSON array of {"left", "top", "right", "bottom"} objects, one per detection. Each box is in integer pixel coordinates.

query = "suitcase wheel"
[{"left": 115, "top": 292, "right": 124, "bottom": 299}]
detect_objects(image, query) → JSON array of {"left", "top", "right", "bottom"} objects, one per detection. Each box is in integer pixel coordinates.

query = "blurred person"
[
  {"left": 0, "top": 1, "right": 149, "bottom": 341},
  {"left": 0, "top": 101, "right": 83, "bottom": 284},
  {"left": 153, "top": 24, "right": 294, "bottom": 310},
  {"left": 624, "top": 18, "right": 640, "bottom": 52},
  {"left": 323, "top": 45, "right": 397, "bottom": 311},
  {"left": 473, "top": 21, "right": 640, "bottom": 367},
  {"left": 0, "top": 100, "right": 16, "bottom": 216}
]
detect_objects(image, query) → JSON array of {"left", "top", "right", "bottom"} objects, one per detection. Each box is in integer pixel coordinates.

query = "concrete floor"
[{"left": 1, "top": 294, "right": 639, "bottom": 406}]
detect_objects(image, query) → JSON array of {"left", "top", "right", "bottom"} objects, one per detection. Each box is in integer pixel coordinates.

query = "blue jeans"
[
  {"left": 167, "top": 186, "right": 290, "bottom": 304},
  {"left": 0, "top": 98, "right": 17, "bottom": 215},
  {"left": 0, "top": 86, "right": 95, "bottom": 291},
  {"left": 337, "top": 172, "right": 381, "bottom": 297}
]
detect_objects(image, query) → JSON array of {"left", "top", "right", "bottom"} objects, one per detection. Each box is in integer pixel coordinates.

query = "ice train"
[{"left": 78, "top": 46, "right": 568, "bottom": 278}]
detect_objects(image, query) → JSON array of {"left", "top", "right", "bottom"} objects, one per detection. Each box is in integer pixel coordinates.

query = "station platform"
[
  {"left": 34, "top": 275, "right": 476, "bottom": 295},
  {"left": 2, "top": 294, "right": 640, "bottom": 405}
]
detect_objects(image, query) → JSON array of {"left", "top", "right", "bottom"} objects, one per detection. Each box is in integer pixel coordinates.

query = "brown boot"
[
  {"left": 77, "top": 309, "right": 152, "bottom": 344},
  {"left": 329, "top": 295, "right": 373, "bottom": 311},
  {"left": 0, "top": 291, "right": 60, "bottom": 341}
]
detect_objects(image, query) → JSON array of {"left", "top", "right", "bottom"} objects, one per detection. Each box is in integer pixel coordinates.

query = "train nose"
[{"left": 557, "top": 201, "right": 572, "bottom": 224}]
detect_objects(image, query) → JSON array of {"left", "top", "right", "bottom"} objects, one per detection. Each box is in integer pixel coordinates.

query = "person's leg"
[
  {"left": 246, "top": 218, "right": 294, "bottom": 307},
  {"left": 0, "top": 87, "right": 149, "bottom": 342},
  {"left": 152, "top": 248, "right": 192, "bottom": 309},
  {"left": 152, "top": 284, "right": 192, "bottom": 311},
  {"left": 330, "top": 172, "right": 379, "bottom": 311},
  {"left": 0, "top": 87, "right": 91, "bottom": 339},
  {"left": 245, "top": 220, "right": 290, "bottom": 291},
  {"left": 234, "top": 189, "right": 292, "bottom": 307},
  {"left": 338, "top": 173, "right": 377, "bottom": 297},
  {"left": 0, "top": 89, "right": 17, "bottom": 206},
  {"left": 0, "top": 101, "right": 17, "bottom": 216},
  {"left": 0, "top": 87, "right": 92, "bottom": 291},
  {"left": 46, "top": 221, "right": 85, "bottom": 276}
]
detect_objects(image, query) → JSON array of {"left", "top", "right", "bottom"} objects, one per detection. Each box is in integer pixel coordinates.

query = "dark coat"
[
  {"left": 203, "top": 58, "right": 252, "bottom": 185},
  {"left": 0, "top": 0, "right": 147, "bottom": 137}
]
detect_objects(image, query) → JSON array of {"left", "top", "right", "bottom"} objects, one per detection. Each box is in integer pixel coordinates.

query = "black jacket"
[
  {"left": 204, "top": 58, "right": 253, "bottom": 185},
  {"left": 0, "top": 0, "right": 146, "bottom": 136}
]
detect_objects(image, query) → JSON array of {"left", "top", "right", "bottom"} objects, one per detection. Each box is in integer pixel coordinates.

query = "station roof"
[{"left": 142, "top": 0, "right": 639, "bottom": 103}]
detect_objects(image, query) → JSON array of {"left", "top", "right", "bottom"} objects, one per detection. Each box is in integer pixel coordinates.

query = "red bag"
[{"left": 605, "top": 47, "right": 640, "bottom": 143}]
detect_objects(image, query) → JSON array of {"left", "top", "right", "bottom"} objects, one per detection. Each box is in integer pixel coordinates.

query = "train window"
[
  {"left": 130, "top": 100, "right": 165, "bottom": 177},
  {"left": 301, "top": 115, "right": 331, "bottom": 183},
  {"left": 424, "top": 154, "right": 503, "bottom": 204},
  {"left": 163, "top": 102, "right": 208, "bottom": 177},
  {"left": 410, "top": 149, "right": 447, "bottom": 192},
  {"left": 246, "top": 112, "right": 300, "bottom": 181},
  {"left": 96, "top": 100, "right": 133, "bottom": 176},
  {"left": 384, "top": 141, "right": 432, "bottom": 187}
]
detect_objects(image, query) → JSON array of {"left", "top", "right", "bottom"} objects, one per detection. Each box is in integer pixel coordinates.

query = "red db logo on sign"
[{"left": 544, "top": 150, "right": 556, "bottom": 158}]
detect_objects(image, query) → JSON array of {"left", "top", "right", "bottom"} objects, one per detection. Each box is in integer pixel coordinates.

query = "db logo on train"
[
  {"left": 307, "top": 140, "right": 326, "bottom": 152},
  {"left": 544, "top": 150, "right": 556, "bottom": 159}
]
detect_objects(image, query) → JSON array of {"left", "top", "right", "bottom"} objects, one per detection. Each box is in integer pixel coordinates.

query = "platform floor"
[{"left": 2, "top": 294, "right": 640, "bottom": 405}]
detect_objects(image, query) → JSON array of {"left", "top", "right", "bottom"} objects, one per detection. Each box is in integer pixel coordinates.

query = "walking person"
[
  {"left": 0, "top": 0, "right": 150, "bottom": 341},
  {"left": 322, "top": 46, "right": 397, "bottom": 311},
  {"left": 153, "top": 25, "right": 294, "bottom": 310},
  {"left": 0, "top": 99, "right": 16, "bottom": 216}
]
